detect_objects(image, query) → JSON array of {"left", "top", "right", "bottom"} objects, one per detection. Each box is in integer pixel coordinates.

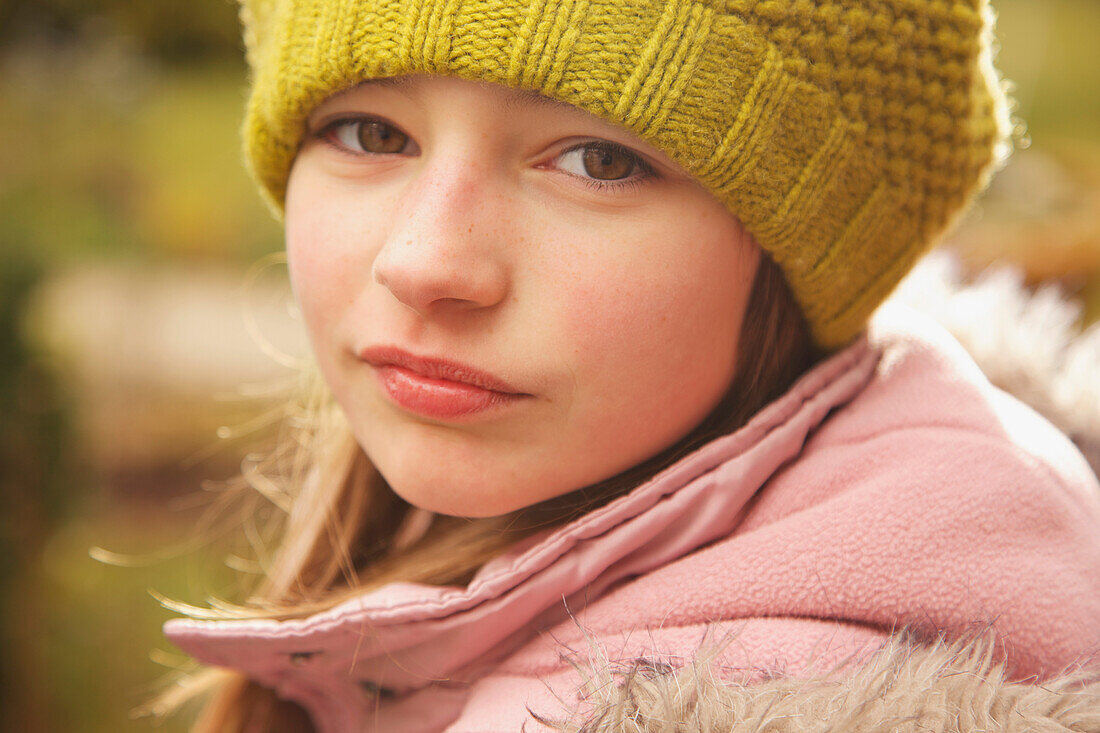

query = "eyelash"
[{"left": 314, "top": 116, "right": 655, "bottom": 193}]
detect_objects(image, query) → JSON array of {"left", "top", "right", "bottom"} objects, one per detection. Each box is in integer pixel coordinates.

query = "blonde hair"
[{"left": 159, "top": 252, "right": 819, "bottom": 732}]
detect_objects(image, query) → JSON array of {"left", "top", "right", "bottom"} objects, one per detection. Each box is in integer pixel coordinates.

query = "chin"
[
  {"left": 399, "top": 491, "right": 530, "bottom": 519},
  {"left": 381, "top": 470, "right": 539, "bottom": 519}
]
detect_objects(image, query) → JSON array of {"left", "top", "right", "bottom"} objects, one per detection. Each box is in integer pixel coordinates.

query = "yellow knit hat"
[{"left": 239, "top": 0, "right": 1009, "bottom": 349}]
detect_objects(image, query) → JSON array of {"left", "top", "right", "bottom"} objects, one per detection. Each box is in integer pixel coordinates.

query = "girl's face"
[{"left": 286, "top": 74, "right": 759, "bottom": 518}]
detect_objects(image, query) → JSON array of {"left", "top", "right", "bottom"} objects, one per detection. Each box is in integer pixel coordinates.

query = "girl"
[{"left": 163, "top": 0, "right": 1100, "bottom": 730}]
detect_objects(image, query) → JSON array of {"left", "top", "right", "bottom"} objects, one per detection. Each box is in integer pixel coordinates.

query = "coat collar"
[{"left": 164, "top": 332, "right": 879, "bottom": 709}]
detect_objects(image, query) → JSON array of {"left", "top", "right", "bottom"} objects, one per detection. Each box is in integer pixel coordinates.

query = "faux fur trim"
[
  {"left": 892, "top": 250, "right": 1100, "bottom": 475},
  {"left": 540, "top": 634, "right": 1100, "bottom": 732}
]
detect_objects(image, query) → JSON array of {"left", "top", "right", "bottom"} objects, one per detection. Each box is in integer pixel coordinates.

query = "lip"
[{"left": 359, "top": 346, "right": 531, "bottom": 419}]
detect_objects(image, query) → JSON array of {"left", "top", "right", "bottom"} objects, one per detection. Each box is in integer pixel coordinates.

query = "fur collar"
[{"left": 544, "top": 633, "right": 1100, "bottom": 732}]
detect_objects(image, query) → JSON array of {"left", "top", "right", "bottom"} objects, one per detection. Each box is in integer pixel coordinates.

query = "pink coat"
[{"left": 165, "top": 303, "right": 1100, "bottom": 732}]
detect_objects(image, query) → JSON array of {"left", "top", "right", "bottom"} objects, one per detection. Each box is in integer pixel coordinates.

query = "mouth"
[{"left": 358, "top": 346, "right": 531, "bottom": 420}]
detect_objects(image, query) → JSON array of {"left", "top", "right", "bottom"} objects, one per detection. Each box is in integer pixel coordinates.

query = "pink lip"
[{"left": 359, "top": 346, "right": 530, "bottom": 419}]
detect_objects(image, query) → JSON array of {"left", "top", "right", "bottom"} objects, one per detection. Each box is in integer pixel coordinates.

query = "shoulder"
[
  {"left": 737, "top": 303, "right": 1100, "bottom": 591},
  {"left": 799, "top": 300, "right": 1098, "bottom": 506}
]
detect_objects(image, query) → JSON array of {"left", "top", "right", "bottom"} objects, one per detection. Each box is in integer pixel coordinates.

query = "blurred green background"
[{"left": 1, "top": 1, "right": 1098, "bottom": 730}]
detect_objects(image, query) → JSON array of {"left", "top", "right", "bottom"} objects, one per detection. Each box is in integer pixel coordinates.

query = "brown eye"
[
  {"left": 580, "top": 144, "right": 635, "bottom": 180},
  {"left": 556, "top": 141, "right": 654, "bottom": 192},
  {"left": 329, "top": 119, "right": 410, "bottom": 154},
  {"left": 357, "top": 120, "right": 408, "bottom": 153}
]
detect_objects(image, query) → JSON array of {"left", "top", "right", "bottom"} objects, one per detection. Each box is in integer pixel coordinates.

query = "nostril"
[{"left": 371, "top": 236, "right": 510, "bottom": 315}]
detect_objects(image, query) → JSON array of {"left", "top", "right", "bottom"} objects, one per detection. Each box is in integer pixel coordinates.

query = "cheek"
[
  {"left": 534, "top": 208, "right": 754, "bottom": 476},
  {"left": 284, "top": 181, "right": 365, "bottom": 341},
  {"left": 286, "top": 234, "right": 347, "bottom": 329},
  {"left": 556, "top": 216, "right": 751, "bottom": 395}
]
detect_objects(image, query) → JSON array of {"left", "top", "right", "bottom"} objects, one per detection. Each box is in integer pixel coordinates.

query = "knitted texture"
[{"left": 239, "top": 0, "right": 1009, "bottom": 349}]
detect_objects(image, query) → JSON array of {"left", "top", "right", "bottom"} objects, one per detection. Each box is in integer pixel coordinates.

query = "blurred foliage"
[
  {"left": 0, "top": 5, "right": 277, "bottom": 729},
  {"left": 31, "top": 502, "right": 239, "bottom": 732},
  {"left": 937, "top": 0, "right": 1100, "bottom": 323},
  {"left": 0, "top": 56, "right": 280, "bottom": 267},
  {"left": 0, "top": 0, "right": 242, "bottom": 63},
  {"left": 0, "top": 249, "right": 75, "bottom": 730},
  {"left": 991, "top": 0, "right": 1100, "bottom": 142}
]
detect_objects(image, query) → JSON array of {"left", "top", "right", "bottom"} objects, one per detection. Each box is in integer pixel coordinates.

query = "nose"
[{"left": 372, "top": 158, "right": 511, "bottom": 316}]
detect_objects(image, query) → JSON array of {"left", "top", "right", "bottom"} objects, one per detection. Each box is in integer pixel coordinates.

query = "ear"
[{"left": 239, "top": 0, "right": 279, "bottom": 72}]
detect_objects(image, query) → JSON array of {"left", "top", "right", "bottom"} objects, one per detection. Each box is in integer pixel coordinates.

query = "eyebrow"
[{"left": 359, "top": 76, "right": 575, "bottom": 115}]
